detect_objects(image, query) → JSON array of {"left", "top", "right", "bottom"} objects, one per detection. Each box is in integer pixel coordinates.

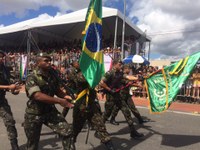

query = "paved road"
[{"left": 1, "top": 93, "right": 200, "bottom": 150}]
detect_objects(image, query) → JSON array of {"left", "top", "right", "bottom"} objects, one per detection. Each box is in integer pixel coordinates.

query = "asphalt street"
[{"left": 1, "top": 93, "right": 200, "bottom": 150}]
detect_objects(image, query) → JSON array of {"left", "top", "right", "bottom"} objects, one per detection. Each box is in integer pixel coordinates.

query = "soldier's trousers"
[
  {"left": 73, "top": 99, "right": 111, "bottom": 143},
  {"left": 62, "top": 107, "right": 70, "bottom": 118},
  {"left": 24, "top": 108, "right": 73, "bottom": 150},
  {"left": 111, "top": 95, "right": 142, "bottom": 121},
  {"left": 0, "top": 97, "right": 18, "bottom": 140},
  {"left": 103, "top": 93, "right": 134, "bottom": 126}
]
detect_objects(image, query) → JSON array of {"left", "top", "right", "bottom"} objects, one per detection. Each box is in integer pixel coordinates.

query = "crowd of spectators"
[
  {"left": 1, "top": 38, "right": 200, "bottom": 104},
  {"left": 178, "top": 66, "right": 200, "bottom": 103}
]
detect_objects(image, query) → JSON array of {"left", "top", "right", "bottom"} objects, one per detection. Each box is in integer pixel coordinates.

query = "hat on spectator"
[
  {"left": 38, "top": 52, "right": 52, "bottom": 61},
  {"left": 0, "top": 50, "right": 6, "bottom": 57}
]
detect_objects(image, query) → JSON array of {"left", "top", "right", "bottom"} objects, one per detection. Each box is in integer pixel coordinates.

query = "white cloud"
[
  {"left": 0, "top": 24, "right": 4, "bottom": 28},
  {"left": 0, "top": 0, "right": 91, "bottom": 18},
  {"left": 128, "top": 0, "right": 200, "bottom": 59},
  {"left": 0, "top": 0, "right": 199, "bottom": 59},
  {"left": 0, "top": 0, "right": 111, "bottom": 17}
]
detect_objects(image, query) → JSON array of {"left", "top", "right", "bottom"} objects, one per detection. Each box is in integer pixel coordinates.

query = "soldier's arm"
[
  {"left": 99, "top": 72, "right": 112, "bottom": 91},
  {"left": 0, "top": 84, "right": 19, "bottom": 91},
  {"left": 55, "top": 87, "right": 73, "bottom": 100},
  {"left": 0, "top": 84, "right": 14, "bottom": 90},
  {"left": 33, "top": 92, "right": 73, "bottom": 108},
  {"left": 25, "top": 75, "right": 73, "bottom": 108},
  {"left": 124, "top": 74, "right": 138, "bottom": 81},
  {"left": 99, "top": 79, "right": 111, "bottom": 91}
]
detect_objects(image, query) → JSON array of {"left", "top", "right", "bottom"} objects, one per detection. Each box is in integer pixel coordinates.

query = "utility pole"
[{"left": 121, "top": 0, "right": 126, "bottom": 60}]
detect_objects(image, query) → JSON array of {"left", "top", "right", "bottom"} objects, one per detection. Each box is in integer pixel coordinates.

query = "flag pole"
[{"left": 121, "top": 0, "right": 126, "bottom": 60}]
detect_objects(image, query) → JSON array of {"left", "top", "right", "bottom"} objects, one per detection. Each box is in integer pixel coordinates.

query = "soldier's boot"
[
  {"left": 104, "top": 140, "right": 115, "bottom": 150},
  {"left": 110, "top": 117, "right": 119, "bottom": 126},
  {"left": 10, "top": 138, "right": 20, "bottom": 150},
  {"left": 63, "top": 136, "right": 76, "bottom": 150},
  {"left": 138, "top": 117, "right": 149, "bottom": 125},
  {"left": 62, "top": 108, "right": 69, "bottom": 118},
  {"left": 66, "top": 139, "right": 76, "bottom": 150},
  {"left": 102, "top": 113, "right": 108, "bottom": 123},
  {"left": 130, "top": 125, "right": 144, "bottom": 139},
  {"left": 83, "top": 121, "right": 89, "bottom": 129}
]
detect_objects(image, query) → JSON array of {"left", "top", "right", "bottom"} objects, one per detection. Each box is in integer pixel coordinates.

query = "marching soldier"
[
  {"left": 23, "top": 53, "right": 75, "bottom": 150},
  {"left": 0, "top": 50, "right": 20, "bottom": 150},
  {"left": 62, "top": 61, "right": 79, "bottom": 118},
  {"left": 100, "top": 59, "right": 144, "bottom": 139},
  {"left": 110, "top": 64, "right": 149, "bottom": 125},
  {"left": 70, "top": 62, "right": 115, "bottom": 150}
]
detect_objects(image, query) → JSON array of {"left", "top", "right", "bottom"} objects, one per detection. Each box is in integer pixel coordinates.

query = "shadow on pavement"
[
  {"left": 161, "top": 134, "right": 200, "bottom": 147},
  {"left": 109, "top": 123, "right": 147, "bottom": 136},
  {"left": 109, "top": 126, "right": 130, "bottom": 136},
  {"left": 19, "top": 137, "right": 61, "bottom": 150},
  {"left": 92, "top": 137, "right": 141, "bottom": 150},
  {"left": 143, "top": 125, "right": 200, "bottom": 148}
]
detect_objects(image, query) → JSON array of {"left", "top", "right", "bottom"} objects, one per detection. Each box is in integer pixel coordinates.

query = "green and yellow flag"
[
  {"left": 79, "top": 0, "right": 105, "bottom": 88},
  {"left": 145, "top": 52, "right": 200, "bottom": 113}
]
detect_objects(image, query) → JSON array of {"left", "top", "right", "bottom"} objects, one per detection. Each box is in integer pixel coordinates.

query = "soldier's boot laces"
[
  {"left": 104, "top": 140, "right": 115, "bottom": 150},
  {"left": 110, "top": 117, "right": 119, "bottom": 126},
  {"left": 130, "top": 126, "right": 144, "bottom": 139},
  {"left": 10, "top": 139, "right": 20, "bottom": 150}
]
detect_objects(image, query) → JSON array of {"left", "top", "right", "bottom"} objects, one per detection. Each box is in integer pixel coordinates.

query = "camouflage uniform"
[
  {"left": 0, "top": 63, "right": 19, "bottom": 150},
  {"left": 24, "top": 68, "right": 73, "bottom": 150},
  {"left": 102, "top": 69, "right": 134, "bottom": 126},
  {"left": 111, "top": 73, "right": 144, "bottom": 123},
  {"left": 71, "top": 69, "right": 113, "bottom": 148},
  {"left": 102, "top": 68, "right": 143, "bottom": 138},
  {"left": 62, "top": 67, "right": 78, "bottom": 118}
]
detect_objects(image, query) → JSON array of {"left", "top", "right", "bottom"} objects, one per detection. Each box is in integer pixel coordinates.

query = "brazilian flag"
[
  {"left": 79, "top": 0, "right": 105, "bottom": 88},
  {"left": 145, "top": 52, "right": 200, "bottom": 113}
]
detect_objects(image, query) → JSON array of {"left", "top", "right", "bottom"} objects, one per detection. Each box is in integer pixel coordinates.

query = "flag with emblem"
[
  {"left": 145, "top": 52, "right": 200, "bottom": 113},
  {"left": 79, "top": 0, "right": 104, "bottom": 88}
]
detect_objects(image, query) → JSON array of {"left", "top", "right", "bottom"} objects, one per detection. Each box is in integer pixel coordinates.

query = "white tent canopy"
[{"left": 0, "top": 7, "right": 151, "bottom": 49}]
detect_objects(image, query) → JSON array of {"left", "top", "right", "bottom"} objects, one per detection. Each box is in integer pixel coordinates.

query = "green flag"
[
  {"left": 79, "top": 0, "right": 105, "bottom": 88},
  {"left": 145, "top": 52, "right": 200, "bottom": 113}
]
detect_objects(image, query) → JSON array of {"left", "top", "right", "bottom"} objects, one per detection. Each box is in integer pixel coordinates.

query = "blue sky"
[
  {"left": 0, "top": 6, "right": 59, "bottom": 26},
  {"left": 0, "top": 1, "right": 127, "bottom": 26},
  {"left": 0, "top": 0, "right": 200, "bottom": 60}
]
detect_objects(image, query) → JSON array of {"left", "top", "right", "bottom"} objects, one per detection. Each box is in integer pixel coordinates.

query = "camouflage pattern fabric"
[
  {"left": 120, "top": 76, "right": 143, "bottom": 121},
  {"left": 24, "top": 109, "right": 73, "bottom": 150},
  {"left": 103, "top": 93, "right": 134, "bottom": 126},
  {"left": 110, "top": 104, "right": 120, "bottom": 119},
  {"left": 0, "top": 64, "right": 18, "bottom": 142},
  {"left": 0, "top": 97, "right": 18, "bottom": 140},
  {"left": 111, "top": 94, "right": 142, "bottom": 122},
  {"left": 24, "top": 68, "right": 73, "bottom": 150},
  {"left": 66, "top": 67, "right": 80, "bottom": 92},
  {"left": 102, "top": 70, "right": 134, "bottom": 126},
  {"left": 111, "top": 76, "right": 142, "bottom": 121},
  {"left": 70, "top": 69, "right": 111, "bottom": 144}
]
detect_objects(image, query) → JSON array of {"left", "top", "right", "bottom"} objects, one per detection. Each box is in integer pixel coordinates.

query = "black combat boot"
[
  {"left": 138, "top": 118, "right": 149, "bottom": 124},
  {"left": 102, "top": 113, "right": 108, "bottom": 123},
  {"left": 110, "top": 117, "right": 119, "bottom": 125},
  {"left": 10, "top": 138, "right": 20, "bottom": 150},
  {"left": 104, "top": 140, "right": 115, "bottom": 150},
  {"left": 130, "top": 125, "right": 144, "bottom": 139},
  {"left": 63, "top": 136, "right": 76, "bottom": 150}
]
